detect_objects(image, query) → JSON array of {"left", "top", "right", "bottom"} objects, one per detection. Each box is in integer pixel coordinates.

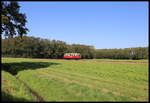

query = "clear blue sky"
[{"left": 18, "top": 1, "right": 148, "bottom": 49}]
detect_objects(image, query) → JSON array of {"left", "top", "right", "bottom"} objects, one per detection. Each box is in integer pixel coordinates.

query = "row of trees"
[
  {"left": 2, "top": 36, "right": 148, "bottom": 59},
  {"left": 95, "top": 47, "right": 149, "bottom": 59},
  {"left": 2, "top": 36, "right": 95, "bottom": 59}
]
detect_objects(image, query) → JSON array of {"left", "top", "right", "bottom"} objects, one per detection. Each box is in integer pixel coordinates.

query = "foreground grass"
[
  {"left": 1, "top": 71, "right": 37, "bottom": 102},
  {"left": 2, "top": 58, "right": 149, "bottom": 101}
]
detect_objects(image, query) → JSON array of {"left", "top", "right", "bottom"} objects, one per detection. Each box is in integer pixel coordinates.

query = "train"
[{"left": 64, "top": 53, "right": 81, "bottom": 59}]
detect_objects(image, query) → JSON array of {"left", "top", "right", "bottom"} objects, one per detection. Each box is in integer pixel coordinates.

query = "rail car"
[{"left": 64, "top": 53, "right": 81, "bottom": 59}]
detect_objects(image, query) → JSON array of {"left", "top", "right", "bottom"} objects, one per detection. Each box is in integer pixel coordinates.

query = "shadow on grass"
[
  {"left": 2, "top": 62, "right": 60, "bottom": 75},
  {"left": 2, "top": 91, "right": 31, "bottom": 102}
]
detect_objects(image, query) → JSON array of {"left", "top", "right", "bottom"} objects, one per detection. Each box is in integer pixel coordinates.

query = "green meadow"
[{"left": 2, "top": 58, "right": 149, "bottom": 101}]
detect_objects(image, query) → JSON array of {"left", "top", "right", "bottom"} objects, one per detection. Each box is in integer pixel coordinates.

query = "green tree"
[{"left": 2, "top": 1, "right": 28, "bottom": 38}]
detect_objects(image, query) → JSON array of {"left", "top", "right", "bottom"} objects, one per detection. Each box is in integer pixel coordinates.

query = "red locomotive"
[{"left": 64, "top": 53, "right": 81, "bottom": 59}]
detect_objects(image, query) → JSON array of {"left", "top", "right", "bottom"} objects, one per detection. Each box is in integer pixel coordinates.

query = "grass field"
[{"left": 1, "top": 58, "right": 149, "bottom": 101}]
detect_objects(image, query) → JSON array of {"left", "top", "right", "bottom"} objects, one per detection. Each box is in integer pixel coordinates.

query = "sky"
[{"left": 17, "top": 1, "right": 148, "bottom": 49}]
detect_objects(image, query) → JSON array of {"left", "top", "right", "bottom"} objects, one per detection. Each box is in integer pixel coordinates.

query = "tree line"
[
  {"left": 2, "top": 36, "right": 148, "bottom": 60},
  {"left": 95, "top": 47, "right": 148, "bottom": 60},
  {"left": 2, "top": 36, "right": 95, "bottom": 59}
]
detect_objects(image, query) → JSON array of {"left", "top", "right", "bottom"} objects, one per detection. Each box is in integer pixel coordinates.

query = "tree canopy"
[{"left": 2, "top": 1, "right": 28, "bottom": 38}]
